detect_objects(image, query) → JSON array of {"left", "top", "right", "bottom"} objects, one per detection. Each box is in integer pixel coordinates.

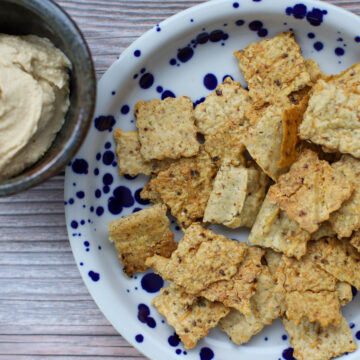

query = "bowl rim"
[{"left": 0, "top": 0, "right": 96, "bottom": 197}]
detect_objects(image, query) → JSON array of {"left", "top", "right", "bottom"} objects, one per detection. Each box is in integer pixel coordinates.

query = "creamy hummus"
[{"left": 0, "top": 34, "right": 70, "bottom": 180}]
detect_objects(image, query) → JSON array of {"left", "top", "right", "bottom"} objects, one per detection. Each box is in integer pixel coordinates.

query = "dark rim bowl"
[{"left": 0, "top": 0, "right": 96, "bottom": 196}]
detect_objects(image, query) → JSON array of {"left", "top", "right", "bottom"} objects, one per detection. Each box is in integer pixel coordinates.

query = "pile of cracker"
[{"left": 108, "top": 31, "right": 360, "bottom": 360}]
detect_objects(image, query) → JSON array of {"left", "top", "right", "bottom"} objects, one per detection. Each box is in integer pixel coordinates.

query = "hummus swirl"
[{"left": 0, "top": 34, "right": 70, "bottom": 180}]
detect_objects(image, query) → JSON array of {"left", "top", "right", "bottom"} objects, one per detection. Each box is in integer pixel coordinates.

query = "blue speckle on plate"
[
  {"left": 121, "top": 105, "right": 130, "bottom": 115},
  {"left": 176, "top": 349, "right": 182, "bottom": 355},
  {"left": 135, "top": 334, "right": 144, "bottom": 343},
  {"left": 134, "top": 50, "right": 141, "bottom": 57},
  {"left": 235, "top": 19, "right": 245, "bottom": 26},
  {"left": 137, "top": 303, "right": 156, "bottom": 328},
  {"left": 168, "top": 333, "right": 181, "bottom": 347},
  {"left": 84, "top": 241, "right": 90, "bottom": 247},
  {"left": 103, "top": 151, "right": 115, "bottom": 165},
  {"left": 258, "top": 28, "right": 268, "bottom": 37},
  {"left": 314, "top": 41, "right": 324, "bottom": 51},
  {"left": 157, "top": 86, "right": 163, "bottom": 93},
  {"left": 308, "top": 32, "right": 315, "bottom": 38},
  {"left": 233, "top": 2, "right": 239, "bottom": 8},
  {"left": 355, "top": 36, "right": 360, "bottom": 43},
  {"left": 282, "top": 347, "right": 296, "bottom": 360},
  {"left": 264, "top": 337, "right": 268, "bottom": 341},
  {"left": 95, "top": 189, "right": 101, "bottom": 198},
  {"left": 76, "top": 191, "right": 85, "bottom": 199},
  {"left": 103, "top": 186, "right": 110, "bottom": 194},
  {"left": 141, "top": 273, "right": 164, "bottom": 293},
  {"left": 161, "top": 90, "right": 176, "bottom": 99},
  {"left": 69, "top": 198, "right": 74, "bottom": 205},
  {"left": 94, "top": 115, "right": 116, "bottom": 132},
  {"left": 71, "top": 221, "right": 78, "bottom": 229},
  {"left": 335, "top": 47, "right": 345, "bottom": 56},
  {"left": 88, "top": 271, "right": 100, "bottom": 282},
  {"left": 177, "top": 46, "right": 194, "bottom": 63},
  {"left": 282, "top": 334, "right": 288, "bottom": 340},
  {"left": 352, "top": 286, "right": 357, "bottom": 297},
  {"left": 350, "top": 322, "right": 355, "bottom": 329},
  {"left": 103, "top": 173, "right": 114, "bottom": 186},
  {"left": 286, "top": 4, "right": 327, "bottom": 26},
  {"left": 96, "top": 206, "right": 104, "bottom": 216},
  {"left": 72, "top": 159, "right": 88, "bottom": 175},
  {"left": 108, "top": 186, "right": 135, "bottom": 215},
  {"left": 203, "top": 73, "right": 218, "bottom": 90},
  {"left": 200, "top": 347, "right": 214, "bottom": 360},
  {"left": 139, "top": 73, "right": 154, "bottom": 89}
]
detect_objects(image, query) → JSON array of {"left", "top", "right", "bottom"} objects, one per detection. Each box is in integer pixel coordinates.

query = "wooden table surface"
[{"left": 0, "top": 0, "right": 359, "bottom": 359}]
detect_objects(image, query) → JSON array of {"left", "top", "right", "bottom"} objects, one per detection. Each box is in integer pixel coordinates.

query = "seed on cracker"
[
  {"left": 268, "top": 149, "right": 353, "bottom": 233},
  {"left": 283, "top": 316, "right": 357, "bottom": 360},
  {"left": 299, "top": 62, "right": 360, "bottom": 158},
  {"left": 203, "top": 123, "right": 246, "bottom": 167},
  {"left": 135, "top": 96, "right": 199, "bottom": 161},
  {"left": 307, "top": 237, "right": 360, "bottom": 290},
  {"left": 113, "top": 129, "right": 175, "bottom": 176},
  {"left": 234, "top": 31, "right": 311, "bottom": 107},
  {"left": 152, "top": 284, "right": 229, "bottom": 349},
  {"left": 146, "top": 223, "right": 248, "bottom": 294},
  {"left": 248, "top": 196, "right": 310, "bottom": 259},
  {"left": 329, "top": 155, "right": 360, "bottom": 238},
  {"left": 194, "top": 77, "right": 251, "bottom": 136},
  {"left": 200, "top": 246, "right": 264, "bottom": 316},
  {"left": 219, "top": 266, "right": 283, "bottom": 345},
  {"left": 149, "top": 149, "right": 217, "bottom": 228},
  {"left": 108, "top": 204, "right": 176, "bottom": 277}
]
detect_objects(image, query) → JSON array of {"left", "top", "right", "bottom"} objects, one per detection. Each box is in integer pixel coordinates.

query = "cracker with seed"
[
  {"left": 285, "top": 291, "right": 342, "bottom": 328},
  {"left": 283, "top": 316, "right": 357, "bottom": 360},
  {"left": 268, "top": 149, "right": 353, "bottom": 233},
  {"left": 248, "top": 196, "right": 310, "bottom": 259},
  {"left": 146, "top": 223, "right": 248, "bottom": 294},
  {"left": 135, "top": 96, "right": 199, "bottom": 161},
  {"left": 329, "top": 155, "right": 360, "bottom": 238},
  {"left": 299, "top": 62, "right": 360, "bottom": 158},
  {"left": 200, "top": 246, "right": 264, "bottom": 316},
  {"left": 194, "top": 77, "right": 251, "bottom": 136},
  {"left": 152, "top": 284, "right": 229, "bottom": 349},
  {"left": 203, "top": 123, "right": 246, "bottom": 167},
  {"left": 307, "top": 237, "right": 360, "bottom": 289},
  {"left": 278, "top": 94, "right": 309, "bottom": 168},
  {"left": 234, "top": 31, "right": 311, "bottom": 107},
  {"left": 203, "top": 163, "right": 268, "bottom": 228},
  {"left": 108, "top": 204, "right": 176, "bottom": 277},
  {"left": 350, "top": 230, "right": 360, "bottom": 252},
  {"left": 242, "top": 103, "right": 289, "bottom": 180},
  {"left": 219, "top": 266, "right": 283, "bottom": 345},
  {"left": 149, "top": 149, "right": 217, "bottom": 228},
  {"left": 113, "top": 129, "right": 174, "bottom": 176}
]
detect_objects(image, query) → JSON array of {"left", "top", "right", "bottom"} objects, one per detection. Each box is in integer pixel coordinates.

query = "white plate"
[{"left": 64, "top": 1, "right": 360, "bottom": 359}]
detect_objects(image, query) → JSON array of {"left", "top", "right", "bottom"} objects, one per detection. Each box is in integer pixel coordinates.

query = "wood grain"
[{"left": 0, "top": 0, "right": 359, "bottom": 358}]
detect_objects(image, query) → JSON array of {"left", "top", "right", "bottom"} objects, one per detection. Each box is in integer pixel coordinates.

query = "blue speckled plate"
[{"left": 64, "top": 1, "right": 360, "bottom": 359}]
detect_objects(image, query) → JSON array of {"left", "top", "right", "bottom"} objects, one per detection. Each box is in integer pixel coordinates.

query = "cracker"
[
  {"left": 152, "top": 284, "right": 229, "bottom": 349},
  {"left": 194, "top": 77, "right": 251, "bottom": 136},
  {"left": 264, "top": 249, "right": 283, "bottom": 276},
  {"left": 200, "top": 246, "right": 264, "bottom": 316},
  {"left": 278, "top": 94, "right": 309, "bottom": 168},
  {"left": 268, "top": 149, "right": 353, "bottom": 233},
  {"left": 304, "top": 58, "right": 327, "bottom": 84},
  {"left": 311, "top": 221, "right": 336, "bottom": 241},
  {"left": 150, "top": 149, "right": 217, "bottom": 228},
  {"left": 350, "top": 230, "right": 360, "bottom": 252},
  {"left": 108, "top": 204, "right": 176, "bottom": 277},
  {"left": 140, "top": 177, "right": 163, "bottom": 204},
  {"left": 203, "top": 163, "right": 268, "bottom": 228},
  {"left": 234, "top": 31, "right": 311, "bottom": 107},
  {"left": 219, "top": 266, "right": 282, "bottom": 345},
  {"left": 242, "top": 103, "right": 289, "bottom": 180},
  {"left": 135, "top": 96, "right": 199, "bottom": 161},
  {"left": 113, "top": 129, "right": 174, "bottom": 176},
  {"left": 299, "top": 63, "right": 360, "bottom": 158},
  {"left": 285, "top": 290, "right": 342, "bottom": 328},
  {"left": 329, "top": 155, "right": 360, "bottom": 238},
  {"left": 336, "top": 281, "right": 353, "bottom": 306},
  {"left": 146, "top": 223, "right": 248, "bottom": 294},
  {"left": 283, "top": 316, "right": 357, "bottom": 360},
  {"left": 307, "top": 237, "right": 360, "bottom": 289},
  {"left": 248, "top": 196, "right": 310, "bottom": 259},
  {"left": 203, "top": 123, "right": 246, "bottom": 167}
]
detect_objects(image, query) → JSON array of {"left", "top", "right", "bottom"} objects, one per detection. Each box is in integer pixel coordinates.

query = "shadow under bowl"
[{"left": 0, "top": 0, "right": 96, "bottom": 196}]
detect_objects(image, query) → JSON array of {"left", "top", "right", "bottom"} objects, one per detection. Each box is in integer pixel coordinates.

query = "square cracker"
[
  {"left": 219, "top": 266, "right": 283, "bottom": 345},
  {"left": 146, "top": 223, "right": 248, "bottom": 294},
  {"left": 135, "top": 96, "right": 199, "bottom": 161},
  {"left": 283, "top": 316, "right": 357, "bottom": 360},
  {"left": 299, "top": 62, "right": 360, "bottom": 158},
  {"left": 285, "top": 291, "right": 342, "bottom": 328},
  {"left": 307, "top": 237, "right": 360, "bottom": 289},
  {"left": 203, "top": 123, "right": 246, "bottom": 167},
  {"left": 150, "top": 148, "right": 217, "bottom": 228},
  {"left": 329, "top": 155, "right": 360, "bottom": 238},
  {"left": 108, "top": 204, "right": 176, "bottom": 277},
  {"left": 203, "top": 162, "right": 268, "bottom": 228},
  {"left": 268, "top": 149, "right": 353, "bottom": 233},
  {"left": 152, "top": 284, "right": 229, "bottom": 349},
  {"left": 234, "top": 31, "right": 311, "bottom": 107},
  {"left": 194, "top": 77, "right": 251, "bottom": 136},
  {"left": 242, "top": 102, "right": 289, "bottom": 181},
  {"left": 113, "top": 129, "right": 173, "bottom": 176},
  {"left": 200, "top": 246, "right": 264, "bottom": 317},
  {"left": 248, "top": 196, "right": 310, "bottom": 259}
]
